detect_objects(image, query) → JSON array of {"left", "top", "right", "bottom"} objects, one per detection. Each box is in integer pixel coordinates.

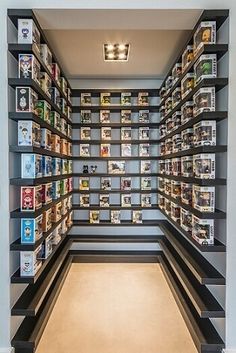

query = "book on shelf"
[
  {"left": 121, "top": 143, "right": 131, "bottom": 157},
  {"left": 121, "top": 110, "right": 132, "bottom": 124},
  {"left": 140, "top": 160, "right": 151, "bottom": 174},
  {"left": 100, "top": 194, "right": 110, "bottom": 207},
  {"left": 141, "top": 194, "right": 152, "bottom": 207},
  {"left": 139, "top": 110, "right": 149, "bottom": 123},
  {"left": 100, "top": 93, "right": 111, "bottom": 106},
  {"left": 81, "top": 93, "right": 92, "bottom": 106},
  {"left": 138, "top": 92, "right": 149, "bottom": 106},
  {"left": 80, "top": 144, "right": 90, "bottom": 157},
  {"left": 101, "top": 127, "right": 111, "bottom": 140},
  {"left": 121, "top": 127, "right": 131, "bottom": 140},
  {"left": 121, "top": 177, "right": 131, "bottom": 190},
  {"left": 139, "top": 127, "right": 150, "bottom": 140},
  {"left": 111, "top": 210, "right": 121, "bottom": 224},
  {"left": 101, "top": 144, "right": 111, "bottom": 157},
  {"left": 139, "top": 143, "right": 150, "bottom": 157},
  {"left": 141, "top": 177, "right": 151, "bottom": 190},
  {"left": 108, "top": 161, "right": 126, "bottom": 174},
  {"left": 100, "top": 110, "right": 110, "bottom": 123},
  {"left": 121, "top": 194, "right": 131, "bottom": 207},
  {"left": 90, "top": 210, "right": 100, "bottom": 223},
  {"left": 101, "top": 177, "right": 111, "bottom": 190},
  {"left": 81, "top": 110, "right": 92, "bottom": 123},
  {"left": 81, "top": 127, "right": 91, "bottom": 140},
  {"left": 79, "top": 177, "right": 90, "bottom": 190},
  {"left": 132, "top": 210, "right": 142, "bottom": 223},
  {"left": 80, "top": 194, "right": 90, "bottom": 207},
  {"left": 121, "top": 92, "right": 131, "bottom": 106}
]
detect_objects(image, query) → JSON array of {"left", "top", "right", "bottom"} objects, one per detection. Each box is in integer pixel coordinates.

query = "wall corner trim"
[{"left": 0, "top": 348, "right": 14, "bottom": 353}]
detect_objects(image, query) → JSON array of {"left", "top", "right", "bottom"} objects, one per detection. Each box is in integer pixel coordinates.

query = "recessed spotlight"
[
  {"left": 107, "top": 44, "right": 114, "bottom": 51},
  {"left": 103, "top": 43, "right": 130, "bottom": 62},
  {"left": 118, "top": 53, "right": 126, "bottom": 60},
  {"left": 118, "top": 44, "right": 126, "bottom": 51},
  {"left": 107, "top": 52, "right": 114, "bottom": 59}
]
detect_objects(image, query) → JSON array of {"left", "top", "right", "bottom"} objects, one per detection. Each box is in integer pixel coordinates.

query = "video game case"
[
  {"left": 100, "top": 194, "right": 110, "bottom": 207},
  {"left": 81, "top": 93, "right": 92, "bottom": 106},
  {"left": 193, "top": 120, "right": 216, "bottom": 146},
  {"left": 101, "top": 93, "right": 111, "bottom": 106},
  {"left": 21, "top": 215, "right": 43, "bottom": 244},
  {"left": 193, "top": 87, "right": 215, "bottom": 117},
  {"left": 193, "top": 21, "right": 216, "bottom": 55},
  {"left": 21, "top": 185, "right": 42, "bottom": 211},
  {"left": 121, "top": 110, "right": 131, "bottom": 123},
  {"left": 193, "top": 185, "right": 215, "bottom": 212},
  {"left": 121, "top": 92, "right": 131, "bottom": 106},
  {"left": 16, "top": 87, "right": 38, "bottom": 114},
  {"left": 18, "top": 54, "right": 40, "bottom": 85},
  {"left": 18, "top": 19, "right": 40, "bottom": 54},
  {"left": 18, "top": 120, "right": 41, "bottom": 147},
  {"left": 194, "top": 54, "right": 217, "bottom": 85},
  {"left": 101, "top": 144, "right": 111, "bottom": 157},
  {"left": 40, "top": 44, "right": 52, "bottom": 73},
  {"left": 193, "top": 153, "right": 215, "bottom": 179},
  {"left": 20, "top": 245, "right": 42, "bottom": 277},
  {"left": 21, "top": 153, "right": 42, "bottom": 179},
  {"left": 111, "top": 210, "right": 121, "bottom": 224},
  {"left": 192, "top": 215, "right": 214, "bottom": 245},
  {"left": 132, "top": 210, "right": 142, "bottom": 224}
]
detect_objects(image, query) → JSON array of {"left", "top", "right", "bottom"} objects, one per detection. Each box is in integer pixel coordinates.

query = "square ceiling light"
[{"left": 104, "top": 44, "right": 130, "bottom": 62}]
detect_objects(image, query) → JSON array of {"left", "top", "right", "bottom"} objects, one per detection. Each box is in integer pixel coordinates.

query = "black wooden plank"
[
  {"left": 158, "top": 173, "right": 226, "bottom": 186},
  {"left": 159, "top": 145, "right": 227, "bottom": 160},
  {"left": 10, "top": 174, "right": 72, "bottom": 186},
  {"left": 10, "top": 146, "right": 71, "bottom": 160},
  {"left": 70, "top": 234, "right": 163, "bottom": 242},
  {"left": 73, "top": 220, "right": 162, "bottom": 227},
  {"left": 72, "top": 105, "right": 159, "bottom": 113},
  {"left": 72, "top": 156, "right": 159, "bottom": 161},
  {"left": 72, "top": 122, "right": 160, "bottom": 128},
  {"left": 73, "top": 188, "right": 159, "bottom": 194},
  {"left": 72, "top": 139, "right": 160, "bottom": 145},
  {"left": 72, "top": 204, "right": 159, "bottom": 210},
  {"left": 72, "top": 88, "right": 159, "bottom": 97}
]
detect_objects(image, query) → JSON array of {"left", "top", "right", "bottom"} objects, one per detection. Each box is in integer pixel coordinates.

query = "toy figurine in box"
[
  {"left": 67, "top": 87, "right": 72, "bottom": 104},
  {"left": 67, "top": 106, "right": 72, "bottom": 121},
  {"left": 166, "top": 117, "right": 173, "bottom": 133},
  {"left": 121, "top": 93, "right": 131, "bottom": 107},
  {"left": 52, "top": 202, "right": 62, "bottom": 223},
  {"left": 165, "top": 159, "right": 172, "bottom": 176},
  {"left": 18, "top": 19, "right": 40, "bottom": 53},
  {"left": 67, "top": 142, "right": 72, "bottom": 156},
  {"left": 165, "top": 76, "right": 173, "bottom": 93},
  {"left": 21, "top": 185, "right": 42, "bottom": 211},
  {"left": 180, "top": 208, "right": 192, "bottom": 232},
  {"left": 52, "top": 158, "right": 61, "bottom": 176},
  {"left": 52, "top": 224, "right": 62, "bottom": 245},
  {"left": 51, "top": 63, "right": 61, "bottom": 86},
  {"left": 164, "top": 198, "right": 171, "bottom": 216},
  {"left": 16, "top": 87, "right": 38, "bottom": 113},
  {"left": 171, "top": 180, "right": 181, "bottom": 199},
  {"left": 40, "top": 72, "right": 52, "bottom": 98},
  {"left": 21, "top": 215, "right": 43, "bottom": 244},
  {"left": 160, "top": 124, "right": 166, "bottom": 139},
  {"left": 193, "top": 87, "right": 215, "bottom": 116},
  {"left": 164, "top": 178, "right": 171, "bottom": 195},
  {"left": 51, "top": 134, "right": 61, "bottom": 153},
  {"left": 60, "top": 98, "right": 67, "bottom": 116},
  {"left": 193, "top": 120, "right": 216, "bottom": 146},
  {"left": 50, "top": 111, "right": 61, "bottom": 131},
  {"left": 181, "top": 73, "right": 195, "bottom": 99},
  {"left": 18, "top": 120, "right": 41, "bottom": 147},
  {"left": 21, "top": 154, "right": 42, "bottom": 179},
  {"left": 172, "top": 111, "right": 181, "bottom": 131},
  {"left": 159, "top": 160, "right": 165, "bottom": 174},
  {"left": 50, "top": 87, "right": 60, "bottom": 108},
  {"left": 138, "top": 92, "right": 149, "bottom": 106},
  {"left": 172, "top": 158, "right": 181, "bottom": 176},
  {"left": 101, "top": 92, "right": 111, "bottom": 106},
  {"left": 193, "top": 153, "right": 215, "bottom": 179},
  {"left": 181, "top": 156, "right": 193, "bottom": 177},
  {"left": 192, "top": 215, "right": 214, "bottom": 245},
  {"left": 171, "top": 202, "right": 181, "bottom": 223},
  {"left": 160, "top": 142, "right": 165, "bottom": 156},
  {"left": 41, "top": 128, "right": 51, "bottom": 150},
  {"left": 41, "top": 182, "right": 53, "bottom": 205},
  {"left": 61, "top": 118, "right": 67, "bottom": 136},
  {"left": 194, "top": 54, "right": 217, "bottom": 85},
  {"left": 89, "top": 210, "right": 100, "bottom": 224},
  {"left": 182, "top": 45, "right": 194, "bottom": 73},
  {"left": 18, "top": 54, "right": 40, "bottom": 85},
  {"left": 60, "top": 179, "right": 67, "bottom": 196},
  {"left": 61, "top": 198, "right": 67, "bottom": 216},
  {"left": 61, "top": 159, "right": 68, "bottom": 175},
  {"left": 160, "top": 87, "right": 166, "bottom": 102},
  {"left": 36, "top": 100, "right": 51, "bottom": 124},
  {"left": 60, "top": 139, "right": 68, "bottom": 155},
  {"left": 66, "top": 211, "right": 73, "bottom": 228},
  {"left": 67, "top": 177, "right": 73, "bottom": 192},
  {"left": 181, "top": 128, "right": 194, "bottom": 150},
  {"left": 172, "top": 134, "right": 182, "bottom": 153},
  {"left": 165, "top": 138, "right": 173, "bottom": 155},
  {"left": 172, "top": 63, "right": 182, "bottom": 83},
  {"left": 40, "top": 44, "right": 52, "bottom": 73},
  {"left": 165, "top": 97, "right": 172, "bottom": 115},
  {"left": 172, "top": 87, "right": 181, "bottom": 108},
  {"left": 60, "top": 77, "right": 68, "bottom": 96},
  {"left": 193, "top": 21, "right": 216, "bottom": 55},
  {"left": 20, "top": 245, "right": 42, "bottom": 277},
  {"left": 159, "top": 195, "right": 165, "bottom": 209},
  {"left": 193, "top": 185, "right": 215, "bottom": 212},
  {"left": 181, "top": 182, "right": 192, "bottom": 205},
  {"left": 51, "top": 180, "right": 61, "bottom": 199},
  {"left": 67, "top": 124, "right": 72, "bottom": 139},
  {"left": 42, "top": 156, "right": 52, "bottom": 177},
  {"left": 40, "top": 234, "right": 53, "bottom": 259},
  {"left": 160, "top": 106, "right": 165, "bottom": 121},
  {"left": 42, "top": 208, "right": 52, "bottom": 232},
  {"left": 181, "top": 101, "right": 194, "bottom": 125},
  {"left": 61, "top": 218, "right": 68, "bottom": 234},
  {"left": 111, "top": 210, "right": 121, "bottom": 224},
  {"left": 158, "top": 177, "right": 165, "bottom": 192},
  {"left": 68, "top": 160, "right": 73, "bottom": 174}
]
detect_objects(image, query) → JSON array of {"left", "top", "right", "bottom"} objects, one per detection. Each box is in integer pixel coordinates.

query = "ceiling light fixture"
[{"left": 104, "top": 43, "right": 130, "bottom": 62}]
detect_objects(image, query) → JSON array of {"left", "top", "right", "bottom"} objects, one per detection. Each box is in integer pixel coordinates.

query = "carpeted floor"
[{"left": 36, "top": 263, "right": 198, "bottom": 353}]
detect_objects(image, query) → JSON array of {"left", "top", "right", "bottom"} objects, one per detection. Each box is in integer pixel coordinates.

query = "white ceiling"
[{"left": 34, "top": 9, "right": 202, "bottom": 79}]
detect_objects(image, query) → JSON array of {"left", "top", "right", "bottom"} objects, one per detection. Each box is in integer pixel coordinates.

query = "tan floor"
[{"left": 36, "top": 263, "right": 198, "bottom": 353}]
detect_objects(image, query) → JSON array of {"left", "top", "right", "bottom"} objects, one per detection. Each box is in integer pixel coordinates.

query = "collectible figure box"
[
  {"left": 121, "top": 194, "right": 131, "bottom": 207},
  {"left": 121, "top": 110, "right": 131, "bottom": 124},
  {"left": 172, "top": 87, "right": 181, "bottom": 108},
  {"left": 53, "top": 156, "right": 62, "bottom": 175},
  {"left": 51, "top": 180, "right": 61, "bottom": 199},
  {"left": 141, "top": 160, "right": 151, "bottom": 174},
  {"left": 101, "top": 127, "right": 111, "bottom": 140},
  {"left": 181, "top": 128, "right": 194, "bottom": 150},
  {"left": 66, "top": 211, "right": 73, "bottom": 228},
  {"left": 79, "top": 177, "right": 90, "bottom": 190},
  {"left": 166, "top": 117, "right": 173, "bottom": 133},
  {"left": 100, "top": 110, "right": 110, "bottom": 123},
  {"left": 67, "top": 106, "right": 72, "bottom": 121},
  {"left": 171, "top": 202, "right": 181, "bottom": 223},
  {"left": 193, "top": 21, "right": 216, "bottom": 55},
  {"left": 100, "top": 194, "right": 110, "bottom": 207},
  {"left": 60, "top": 139, "right": 68, "bottom": 155},
  {"left": 60, "top": 98, "right": 67, "bottom": 116},
  {"left": 41, "top": 183, "right": 53, "bottom": 205},
  {"left": 171, "top": 180, "right": 181, "bottom": 199},
  {"left": 61, "top": 118, "right": 68, "bottom": 136},
  {"left": 18, "top": 54, "right": 40, "bottom": 85},
  {"left": 40, "top": 234, "right": 53, "bottom": 259},
  {"left": 193, "top": 87, "right": 215, "bottom": 116},
  {"left": 181, "top": 182, "right": 192, "bottom": 205},
  {"left": 181, "top": 73, "right": 195, "bottom": 99},
  {"left": 160, "top": 142, "right": 165, "bottom": 156},
  {"left": 160, "top": 124, "right": 166, "bottom": 139},
  {"left": 165, "top": 138, "right": 172, "bottom": 155},
  {"left": 194, "top": 54, "right": 217, "bottom": 85},
  {"left": 139, "top": 127, "right": 149, "bottom": 140},
  {"left": 67, "top": 177, "right": 73, "bottom": 192},
  {"left": 67, "top": 124, "right": 72, "bottom": 139},
  {"left": 21, "top": 185, "right": 42, "bottom": 211},
  {"left": 193, "top": 120, "right": 216, "bottom": 146},
  {"left": 81, "top": 93, "right": 92, "bottom": 106},
  {"left": 18, "top": 19, "right": 40, "bottom": 54},
  {"left": 141, "top": 176, "right": 151, "bottom": 190},
  {"left": 165, "top": 76, "right": 173, "bottom": 92},
  {"left": 182, "top": 45, "right": 194, "bottom": 73},
  {"left": 141, "top": 194, "right": 151, "bottom": 207},
  {"left": 172, "top": 158, "right": 181, "bottom": 176},
  {"left": 165, "top": 159, "right": 172, "bottom": 175},
  {"left": 67, "top": 87, "right": 72, "bottom": 104},
  {"left": 60, "top": 179, "right": 67, "bottom": 196},
  {"left": 101, "top": 177, "right": 111, "bottom": 190},
  {"left": 121, "top": 177, "right": 131, "bottom": 190},
  {"left": 121, "top": 92, "right": 131, "bottom": 106},
  {"left": 181, "top": 101, "right": 194, "bottom": 125},
  {"left": 165, "top": 97, "right": 172, "bottom": 115},
  {"left": 60, "top": 77, "right": 68, "bottom": 96},
  {"left": 61, "top": 218, "right": 68, "bottom": 234},
  {"left": 111, "top": 210, "right": 121, "bottom": 224},
  {"left": 42, "top": 209, "right": 52, "bottom": 232},
  {"left": 138, "top": 92, "right": 149, "bottom": 106},
  {"left": 159, "top": 195, "right": 165, "bottom": 209},
  {"left": 172, "top": 63, "right": 182, "bottom": 83},
  {"left": 36, "top": 100, "right": 51, "bottom": 124},
  {"left": 193, "top": 153, "right": 215, "bottom": 179},
  {"left": 50, "top": 87, "right": 60, "bottom": 108},
  {"left": 42, "top": 155, "right": 52, "bottom": 177},
  {"left": 18, "top": 120, "right": 41, "bottom": 147},
  {"left": 132, "top": 211, "right": 142, "bottom": 224},
  {"left": 101, "top": 144, "right": 111, "bottom": 157},
  {"left": 121, "top": 127, "right": 131, "bottom": 140},
  {"left": 139, "top": 143, "right": 150, "bottom": 157},
  {"left": 67, "top": 142, "right": 72, "bottom": 156},
  {"left": 52, "top": 224, "right": 62, "bottom": 245},
  {"left": 41, "top": 128, "right": 51, "bottom": 150},
  {"left": 160, "top": 87, "right": 166, "bottom": 102},
  {"left": 61, "top": 159, "right": 68, "bottom": 175},
  {"left": 172, "top": 134, "right": 182, "bottom": 153},
  {"left": 164, "top": 198, "right": 171, "bottom": 216},
  {"left": 172, "top": 111, "right": 181, "bottom": 131},
  {"left": 81, "top": 127, "right": 91, "bottom": 140},
  {"left": 21, "top": 154, "right": 42, "bottom": 179},
  {"left": 16, "top": 87, "right": 38, "bottom": 114},
  {"left": 68, "top": 160, "right": 73, "bottom": 174},
  {"left": 51, "top": 134, "right": 61, "bottom": 153},
  {"left": 158, "top": 177, "right": 165, "bottom": 192},
  {"left": 160, "top": 106, "right": 165, "bottom": 121},
  {"left": 180, "top": 208, "right": 192, "bottom": 232},
  {"left": 20, "top": 245, "right": 42, "bottom": 277},
  {"left": 90, "top": 210, "right": 100, "bottom": 223},
  {"left": 192, "top": 215, "right": 214, "bottom": 245},
  {"left": 80, "top": 144, "right": 90, "bottom": 157},
  {"left": 121, "top": 144, "right": 131, "bottom": 157},
  {"left": 101, "top": 92, "right": 111, "bottom": 106},
  {"left": 52, "top": 202, "right": 62, "bottom": 222},
  {"left": 21, "top": 215, "right": 43, "bottom": 244},
  {"left": 40, "top": 72, "right": 51, "bottom": 98},
  {"left": 164, "top": 178, "right": 171, "bottom": 195},
  {"left": 181, "top": 156, "right": 193, "bottom": 177},
  {"left": 61, "top": 198, "right": 67, "bottom": 216},
  {"left": 40, "top": 44, "right": 52, "bottom": 73},
  {"left": 51, "top": 63, "right": 61, "bottom": 85},
  {"left": 108, "top": 161, "right": 125, "bottom": 174},
  {"left": 139, "top": 110, "right": 149, "bottom": 123},
  {"left": 159, "top": 160, "right": 165, "bottom": 174},
  {"left": 193, "top": 185, "right": 215, "bottom": 212},
  {"left": 50, "top": 111, "right": 61, "bottom": 131}
]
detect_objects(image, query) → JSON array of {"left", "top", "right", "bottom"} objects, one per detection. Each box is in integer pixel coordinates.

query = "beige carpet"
[{"left": 36, "top": 263, "right": 198, "bottom": 353}]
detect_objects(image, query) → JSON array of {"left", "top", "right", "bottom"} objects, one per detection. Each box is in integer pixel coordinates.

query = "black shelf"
[
  {"left": 73, "top": 122, "right": 160, "bottom": 128},
  {"left": 8, "top": 78, "right": 72, "bottom": 125},
  {"left": 73, "top": 105, "right": 159, "bottom": 113},
  {"left": 159, "top": 209, "right": 226, "bottom": 252},
  {"left": 72, "top": 88, "right": 159, "bottom": 97},
  {"left": 159, "top": 111, "right": 228, "bottom": 142},
  {"left": 70, "top": 234, "right": 163, "bottom": 243},
  {"left": 72, "top": 139, "right": 160, "bottom": 145},
  {"left": 159, "top": 145, "right": 227, "bottom": 160},
  {"left": 73, "top": 173, "right": 159, "bottom": 177},
  {"left": 158, "top": 220, "right": 225, "bottom": 285},
  {"left": 158, "top": 173, "right": 226, "bottom": 186},
  {"left": 8, "top": 43, "right": 72, "bottom": 107},
  {"left": 72, "top": 204, "right": 159, "bottom": 211},
  {"left": 10, "top": 192, "right": 72, "bottom": 218},
  {"left": 157, "top": 190, "right": 226, "bottom": 219},
  {"left": 74, "top": 188, "right": 159, "bottom": 194},
  {"left": 72, "top": 156, "right": 159, "bottom": 161},
  {"left": 10, "top": 173, "right": 72, "bottom": 186},
  {"left": 73, "top": 220, "right": 163, "bottom": 227},
  {"left": 10, "top": 146, "right": 72, "bottom": 159},
  {"left": 161, "top": 78, "right": 228, "bottom": 124}
]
